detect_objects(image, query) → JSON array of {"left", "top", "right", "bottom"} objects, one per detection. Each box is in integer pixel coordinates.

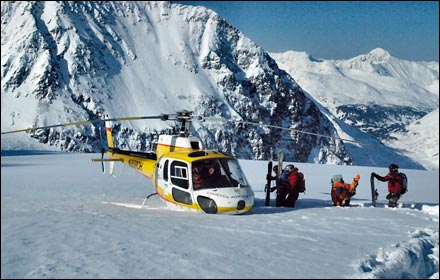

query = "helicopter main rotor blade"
[
  {"left": 1, "top": 114, "right": 175, "bottom": 135},
  {"left": 201, "top": 117, "right": 369, "bottom": 146},
  {"left": 1, "top": 119, "right": 101, "bottom": 134}
]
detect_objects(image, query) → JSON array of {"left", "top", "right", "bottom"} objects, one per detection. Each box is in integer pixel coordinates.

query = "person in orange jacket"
[{"left": 331, "top": 174, "right": 360, "bottom": 206}]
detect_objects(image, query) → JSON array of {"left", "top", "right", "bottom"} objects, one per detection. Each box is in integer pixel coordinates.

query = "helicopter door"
[
  {"left": 161, "top": 159, "right": 192, "bottom": 205},
  {"left": 155, "top": 158, "right": 168, "bottom": 200}
]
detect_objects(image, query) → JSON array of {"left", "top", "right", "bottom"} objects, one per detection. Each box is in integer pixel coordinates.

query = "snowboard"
[
  {"left": 370, "top": 173, "right": 378, "bottom": 207},
  {"left": 265, "top": 161, "right": 273, "bottom": 206}
]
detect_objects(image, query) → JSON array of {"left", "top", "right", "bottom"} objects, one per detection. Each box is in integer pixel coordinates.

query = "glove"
[{"left": 371, "top": 172, "right": 376, "bottom": 177}]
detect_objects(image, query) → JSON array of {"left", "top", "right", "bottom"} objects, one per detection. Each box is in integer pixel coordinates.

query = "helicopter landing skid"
[{"left": 141, "top": 192, "right": 159, "bottom": 207}]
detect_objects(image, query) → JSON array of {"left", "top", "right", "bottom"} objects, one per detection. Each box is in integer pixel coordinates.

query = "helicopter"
[
  {"left": 1, "top": 110, "right": 255, "bottom": 214},
  {"left": 2, "top": 110, "right": 364, "bottom": 214}
]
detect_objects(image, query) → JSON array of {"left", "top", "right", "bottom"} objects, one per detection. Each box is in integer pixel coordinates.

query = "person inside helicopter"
[
  {"left": 192, "top": 165, "right": 204, "bottom": 190},
  {"left": 192, "top": 159, "right": 240, "bottom": 189}
]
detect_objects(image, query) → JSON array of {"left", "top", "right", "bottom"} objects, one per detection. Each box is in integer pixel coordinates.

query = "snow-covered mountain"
[
  {"left": 270, "top": 49, "right": 439, "bottom": 169},
  {"left": 1, "top": 1, "right": 353, "bottom": 165},
  {"left": 0, "top": 1, "right": 433, "bottom": 169},
  {"left": 388, "top": 108, "right": 439, "bottom": 170}
]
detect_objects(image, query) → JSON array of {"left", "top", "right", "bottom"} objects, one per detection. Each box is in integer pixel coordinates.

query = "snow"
[{"left": 1, "top": 151, "right": 438, "bottom": 279}]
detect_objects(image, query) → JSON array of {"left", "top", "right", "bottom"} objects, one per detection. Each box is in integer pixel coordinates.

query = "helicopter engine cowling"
[{"left": 155, "top": 135, "right": 203, "bottom": 159}]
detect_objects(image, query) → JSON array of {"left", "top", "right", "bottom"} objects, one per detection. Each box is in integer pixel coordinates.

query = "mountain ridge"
[{"left": 270, "top": 48, "right": 439, "bottom": 169}]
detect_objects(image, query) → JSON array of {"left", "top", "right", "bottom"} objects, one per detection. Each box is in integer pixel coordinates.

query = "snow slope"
[{"left": 1, "top": 152, "right": 438, "bottom": 278}]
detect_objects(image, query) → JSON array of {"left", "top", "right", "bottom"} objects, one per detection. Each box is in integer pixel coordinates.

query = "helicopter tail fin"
[{"left": 105, "top": 114, "right": 115, "bottom": 149}]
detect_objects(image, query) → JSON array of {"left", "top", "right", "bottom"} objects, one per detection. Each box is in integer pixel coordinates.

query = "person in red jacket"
[
  {"left": 371, "top": 163, "right": 403, "bottom": 207},
  {"left": 276, "top": 165, "right": 301, "bottom": 208}
]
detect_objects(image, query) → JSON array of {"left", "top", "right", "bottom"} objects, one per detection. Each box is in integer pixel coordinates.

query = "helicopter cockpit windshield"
[{"left": 191, "top": 158, "right": 249, "bottom": 190}]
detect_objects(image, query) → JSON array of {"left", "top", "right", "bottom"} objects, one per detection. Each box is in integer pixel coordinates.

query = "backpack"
[
  {"left": 296, "top": 172, "right": 306, "bottom": 193},
  {"left": 279, "top": 170, "right": 305, "bottom": 193},
  {"left": 331, "top": 174, "right": 344, "bottom": 185},
  {"left": 399, "top": 172, "right": 408, "bottom": 194}
]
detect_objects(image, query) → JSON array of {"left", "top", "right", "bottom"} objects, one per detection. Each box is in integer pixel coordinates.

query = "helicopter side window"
[{"left": 170, "top": 161, "right": 189, "bottom": 189}]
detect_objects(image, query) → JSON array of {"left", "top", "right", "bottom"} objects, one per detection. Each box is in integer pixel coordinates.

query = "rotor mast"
[{"left": 176, "top": 110, "right": 192, "bottom": 137}]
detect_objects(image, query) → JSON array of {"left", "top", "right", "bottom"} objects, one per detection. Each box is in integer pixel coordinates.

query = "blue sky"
[{"left": 177, "top": 1, "right": 439, "bottom": 62}]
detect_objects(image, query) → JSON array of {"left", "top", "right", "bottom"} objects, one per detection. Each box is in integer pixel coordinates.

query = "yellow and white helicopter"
[
  {"left": 2, "top": 110, "right": 255, "bottom": 214},
  {"left": 2, "top": 109, "right": 363, "bottom": 214}
]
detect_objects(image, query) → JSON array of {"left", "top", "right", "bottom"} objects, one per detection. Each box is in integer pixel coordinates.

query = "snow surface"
[{"left": 1, "top": 151, "right": 438, "bottom": 279}]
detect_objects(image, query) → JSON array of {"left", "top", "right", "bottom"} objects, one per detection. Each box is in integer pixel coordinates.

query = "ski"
[
  {"left": 370, "top": 174, "right": 378, "bottom": 207},
  {"left": 277, "top": 150, "right": 284, "bottom": 179},
  {"left": 265, "top": 161, "right": 273, "bottom": 206},
  {"left": 275, "top": 150, "right": 284, "bottom": 207}
]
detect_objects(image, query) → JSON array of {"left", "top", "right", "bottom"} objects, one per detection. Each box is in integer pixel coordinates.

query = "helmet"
[
  {"left": 389, "top": 163, "right": 399, "bottom": 173},
  {"left": 284, "top": 164, "right": 295, "bottom": 173}
]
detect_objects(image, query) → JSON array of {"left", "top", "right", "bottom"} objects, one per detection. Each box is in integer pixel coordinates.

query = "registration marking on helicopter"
[
  {"left": 206, "top": 192, "right": 230, "bottom": 198},
  {"left": 128, "top": 159, "right": 143, "bottom": 171},
  {"left": 230, "top": 195, "right": 252, "bottom": 199},
  {"left": 206, "top": 192, "right": 251, "bottom": 199}
]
